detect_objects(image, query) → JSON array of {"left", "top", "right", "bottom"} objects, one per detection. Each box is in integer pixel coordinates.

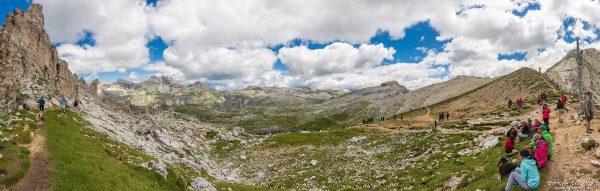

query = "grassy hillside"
[
  {"left": 393, "top": 68, "right": 561, "bottom": 121},
  {"left": 0, "top": 110, "right": 36, "bottom": 188},
  {"left": 209, "top": 127, "right": 547, "bottom": 190},
  {"left": 45, "top": 110, "right": 189, "bottom": 190}
]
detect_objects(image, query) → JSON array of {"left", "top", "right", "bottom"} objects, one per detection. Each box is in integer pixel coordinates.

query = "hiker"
[
  {"left": 536, "top": 128, "right": 553, "bottom": 158},
  {"left": 561, "top": 93, "right": 568, "bottom": 107},
  {"left": 541, "top": 91, "right": 548, "bottom": 104},
  {"left": 519, "top": 121, "right": 531, "bottom": 138},
  {"left": 446, "top": 112, "right": 449, "bottom": 121},
  {"left": 532, "top": 119, "right": 541, "bottom": 131},
  {"left": 73, "top": 99, "right": 80, "bottom": 113},
  {"left": 532, "top": 134, "right": 549, "bottom": 168},
  {"left": 505, "top": 149, "right": 540, "bottom": 191},
  {"left": 508, "top": 99, "right": 513, "bottom": 110},
  {"left": 542, "top": 104, "right": 551, "bottom": 125},
  {"left": 556, "top": 98, "right": 565, "bottom": 124},
  {"left": 434, "top": 120, "right": 438, "bottom": 131},
  {"left": 60, "top": 96, "right": 68, "bottom": 112},
  {"left": 517, "top": 98, "right": 523, "bottom": 113},
  {"left": 401, "top": 114, "right": 403, "bottom": 120},
  {"left": 583, "top": 91, "right": 595, "bottom": 133},
  {"left": 38, "top": 96, "right": 45, "bottom": 112},
  {"left": 504, "top": 135, "right": 518, "bottom": 157},
  {"left": 539, "top": 123, "right": 550, "bottom": 133},
  {"left": 438, "top": 112, "right": 443, "bottom": 122}
]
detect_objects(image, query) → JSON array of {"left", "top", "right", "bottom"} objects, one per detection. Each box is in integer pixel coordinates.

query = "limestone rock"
[
  {"left": 479, "top": 135, "right": 499, "bottom": 149},
  {"left": 91, "top": 79, "right": 99, "bottom": 97},
  {"left": 189, "top": 177, "right": 216, "bottom": 191},
  {"left": 0, "top": 4, "right": 96, "bottom": 101}
]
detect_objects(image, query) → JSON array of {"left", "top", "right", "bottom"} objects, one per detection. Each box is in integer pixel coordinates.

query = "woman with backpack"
[{"left": 37, "top": 96, "right": 45, "bottom": 111}]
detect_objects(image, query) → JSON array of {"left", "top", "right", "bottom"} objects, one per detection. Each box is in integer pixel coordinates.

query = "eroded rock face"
[
  {"left": 546, "top": 48, "right": 600, "bottom": 104},
  {"left": 0, "top": 4, "right": 92, "bottom": 101}
]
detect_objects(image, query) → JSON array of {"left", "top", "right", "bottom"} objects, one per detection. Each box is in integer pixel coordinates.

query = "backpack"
[{"left": 498, "top": 157, "right": 518, "bottom": 178}]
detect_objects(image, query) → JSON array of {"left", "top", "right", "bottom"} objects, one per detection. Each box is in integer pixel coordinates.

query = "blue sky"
[{"left": 2, "top": 1, "right": 600, "bottom": 90}]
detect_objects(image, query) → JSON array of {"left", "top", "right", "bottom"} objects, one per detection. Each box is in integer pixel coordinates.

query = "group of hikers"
[
  {"left": 507, "top": 98, "right": 525, "bottom": 113},
  {"left": 503, "top": 91, "right": 595, "bottom": 190},
  {"left": 362, "top": 115, "right": 387, "bottom": 124},
  {"left": 32, "top": 95, "right": 80, "bottom": 114}
]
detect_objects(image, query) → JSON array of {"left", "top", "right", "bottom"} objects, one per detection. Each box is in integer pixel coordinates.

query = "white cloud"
[
  {"left": 147, "top": 0, "right": 457, "bottom": 48},
  {"left": 32, "top": 0, "right": 600, "bottom": 90},
  {"left": 34, "top": 0, "right": 150, "bottom": 74},
  {"left": 128, "top": 72, "right": 138, "bottom": 80},
  {"left": 159, "top": 46, "right": 278, "bottom": 88},
  {"left": 143, "top": 61, "right": 186, "bottom": 81},
  {"left": 278, "top": 43, "right": 395, "bottom": 76},
  {"left": 569, "top": 20, "right": 598, "bottom": 41}
]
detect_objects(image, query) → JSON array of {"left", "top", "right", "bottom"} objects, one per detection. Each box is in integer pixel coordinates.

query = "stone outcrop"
[
  {"left": 546, "top": 48, "right": 600, "bottom": 104},
  {"left": 0, "top": 4, "right": 95, "bottom": 102},
  {"left": 91, "top": 79, "right": 99, "bottom": 97}
]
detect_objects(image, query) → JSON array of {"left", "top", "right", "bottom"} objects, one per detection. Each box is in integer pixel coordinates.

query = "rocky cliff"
[
  {"left": 546, "top": 48, "right": 600, "bottom": 104},
  {"left": 0, "top": 4, "right": 93, "bottom": 104}
]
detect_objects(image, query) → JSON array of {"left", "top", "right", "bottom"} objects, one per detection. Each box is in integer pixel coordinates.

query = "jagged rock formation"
[
  {"left": 101, "top": 77, "right": 343, "bottom": 108},
  {"left": 546, "top": 48, "right": 600, "bottom": 104},
  {"left": 0, "top": 4, "right": 93, "bottom": 103}
]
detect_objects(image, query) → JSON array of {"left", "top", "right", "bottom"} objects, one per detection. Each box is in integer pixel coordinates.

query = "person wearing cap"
[{"left": 583, "top": 91, "right": 595, "bottom": 133}]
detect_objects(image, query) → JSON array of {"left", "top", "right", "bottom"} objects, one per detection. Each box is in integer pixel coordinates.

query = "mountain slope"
[
  {"left": 546, "top": 48, "right": 600, "bottom": 104},
  {"left": 0, "top": 4, "right": 91, "bottom": 103},
  {"left": 405, "top": 67, "right": 559, "bottom": 121}
]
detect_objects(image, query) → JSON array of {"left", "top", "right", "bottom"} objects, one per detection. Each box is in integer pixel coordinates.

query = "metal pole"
[{"left": 576, "top": 37, "right": 583, "bottom": 100}]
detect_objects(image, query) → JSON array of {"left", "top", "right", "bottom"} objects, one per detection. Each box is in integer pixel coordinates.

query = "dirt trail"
[
  {"left": 542, "top": 102, "right": 600, "bottom": 191},
  {"left": 11, "top": 117, "right": 51, "bottom": 191},
  {"left": 355, "top": 107, "right": 481, "bottom": 135}
]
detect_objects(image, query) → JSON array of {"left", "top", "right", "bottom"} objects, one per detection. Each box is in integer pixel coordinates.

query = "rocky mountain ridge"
[{"left": 0, "top": 4, "right": 96, "bottom": 104}]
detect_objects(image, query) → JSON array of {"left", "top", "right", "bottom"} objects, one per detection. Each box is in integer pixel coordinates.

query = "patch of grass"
[
  {"left": 581, "top": 139, "right": 598, "bottom": 151},
  {"left": 45, "top": 110, "right": 187, "bottom": 190},
  {"left": 473, "top": 120, "right": 510, "bottom": 127},
  {"left": 444, "top": 120, "right": 469, "bottom": 129},
  {"left": 265, "top": 128, "right": 364, "bottom": 147},
  {"left": 213, "top": 181, "right": 272, "bottom": 191},
  {"left": 0, "top": 143, "right": 30, "bottom": 186}
]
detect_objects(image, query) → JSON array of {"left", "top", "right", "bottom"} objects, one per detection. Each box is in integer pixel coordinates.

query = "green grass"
[
  {"left": 264, "top": 128, "right": 364, "bottom": 147},
  {"left": 0, "top": 109, "right": 37, "bottom": 187},
  {"left": 45, "top": 110, "right": 188, "bottom": 190},
  {"left": 0, "top": 143, "right": 30, "bottom": 186},
  {"left": 473, "top": 120, "right": 510, "bottom": 127}
]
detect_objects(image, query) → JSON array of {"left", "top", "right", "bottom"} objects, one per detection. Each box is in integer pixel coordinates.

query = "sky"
[{"left": 1, "top": 0, "right": 600, "bottom": 91}]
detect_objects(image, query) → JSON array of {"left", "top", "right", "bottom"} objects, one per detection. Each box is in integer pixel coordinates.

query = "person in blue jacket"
[{"left": 505, "top": 149, "right": 540, "bottom": 191}]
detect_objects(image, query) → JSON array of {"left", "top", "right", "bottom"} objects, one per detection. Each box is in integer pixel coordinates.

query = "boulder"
[
  {"left": 479, "top": 135, "right": 499, "bottom": 149},
  {"left": 152, "top": 160, "right": 168, "bottom": 177},
  {"left": 188, "top": 177, "right": 216, "bottom": 191},
  {"left": 349, "top": 135, "right": 368, "bottom": 143}
]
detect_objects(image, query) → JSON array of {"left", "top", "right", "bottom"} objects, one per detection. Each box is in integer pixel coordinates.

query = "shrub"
[{"left": 581, "top": 139, "right": 598, "bottom": 151}]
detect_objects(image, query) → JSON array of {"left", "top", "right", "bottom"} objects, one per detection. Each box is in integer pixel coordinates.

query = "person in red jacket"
[
  {"left": 504, "top": 136, "right": 518, "bottom": 157},
  {"left": 542, "top": 104, "right": 551, "bottom": 125},
  {"left": 561, "top": 94, "right": 567, "bottom": 107},
  {"left": 517, "top": 98, "right": 524, "bottom": 113}
]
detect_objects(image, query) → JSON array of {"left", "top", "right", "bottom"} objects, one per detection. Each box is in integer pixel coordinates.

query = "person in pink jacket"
[{"left": 532, "top": 134, "right": 549, "bottom": 168}]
